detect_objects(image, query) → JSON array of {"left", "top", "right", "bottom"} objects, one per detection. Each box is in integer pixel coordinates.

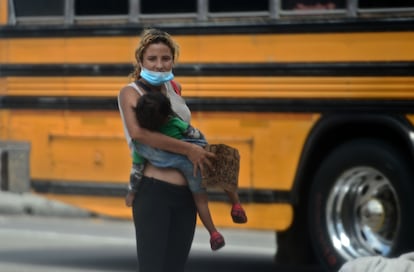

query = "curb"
[{"left": 0, "top": 191, "right": 93, "bottom": 217}]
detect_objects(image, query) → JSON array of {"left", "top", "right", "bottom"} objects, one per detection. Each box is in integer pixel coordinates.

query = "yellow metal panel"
[
  {"left": 176, "top": 32, "right": 414, "bottom": 62},
  {"left": 4, "top": 32, "right": 414, "bottom": 64},
  {"left": 48, "top": 133, "right": 129, "bottom": 182},
  {"left": 8, "top": 39, "right": 66, "bottom": 63},
  {"left": 179, "top": 77, "right": 414, "bottom": 98},
  {"left": 38, "top": 193, "right": 293, "bottom": 230},
  {"left": 6, "top": 37, "right": 134, "bottom": 64},
  {"left": 0, "top": 78, "right": 6, "bottom": 94},
  {"left": 65, "top": 37, "right": 136, "bottom": 63},
  {"left": 192, "top": 112, "right": 319, "bottom": 190},
  {"left": 6, "top": 77, "right": 128, "bottom": 96},
  {"left": 0, "top": 110, "right": 10, "bottom": 139},
  {"left": 5, "top": 76, "right": 414, "bottom": 98},
  {"left": 7, "top": 110, "right": 65, "bottom": 178},
  {"left": 47, "top": 111, "right": 130, "bottom": 182},
  {"left": 406, "top": 115, "right": 414, "bottom": 126},
  {"left": 0, "top": 0, "right": 6, "bottom": 25},
  {"left": 4, "top": 108, "right": 317, "bottom": 191},
  {"left": 0, "top": 40, "right": 6, "bottom": 63},
  {"left": 6, "top": 110, "right": 130, "bottom": 182},
  {"left": 64, "top": 77, "right": 130, "bottom": 96},
  {"left": 251, "top": 114, "right": 318, "bottom": 190},
  {"left": 7, "top": 77, "right": 67, "bottom": 95},
  {"left": 206, "top": 202, "right": 293, "bottom": 231}
]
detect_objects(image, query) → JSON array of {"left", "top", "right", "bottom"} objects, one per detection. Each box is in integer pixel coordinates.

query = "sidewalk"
[{"left": 0, "top": 190, "right": 93, "bottom": 217}]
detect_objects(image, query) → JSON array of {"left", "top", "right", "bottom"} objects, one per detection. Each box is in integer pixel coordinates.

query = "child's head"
[{"left": 135, "top": 92, "right": 173, "bottom": 131}]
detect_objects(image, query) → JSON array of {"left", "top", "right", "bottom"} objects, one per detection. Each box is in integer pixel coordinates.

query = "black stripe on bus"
[
  {"left": 1, "top": 62, "right": 413, "bottom": 77},
  {"left": 31, "top": 180, "right": 292, "bottom": 204},
  {"left": 0, "top": 17, "right": 413, "bottom": 38},
  {"left": 2, "top": 96, "right": 414, "bottom": 114}
]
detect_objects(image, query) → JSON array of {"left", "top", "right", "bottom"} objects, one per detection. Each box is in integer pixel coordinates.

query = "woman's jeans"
[{"left": 133, "top": 176, "right": 197, "bottom": 272}]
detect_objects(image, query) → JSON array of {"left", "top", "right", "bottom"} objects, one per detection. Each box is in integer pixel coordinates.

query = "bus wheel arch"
[
  {"left": 276, "top": 115, "right": 414, "bottom": 269},
  {"left": 308, "top": 138, "right": 414, "bottom": 271}
]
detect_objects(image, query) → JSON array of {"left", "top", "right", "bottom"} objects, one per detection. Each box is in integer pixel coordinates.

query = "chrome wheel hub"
[{"left": 326, "top": 167, "right": 400, "bottom": 260}]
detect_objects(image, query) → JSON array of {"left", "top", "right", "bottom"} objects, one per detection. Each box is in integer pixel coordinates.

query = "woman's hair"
[
  {"left": 134, "top": 92, "right": 174, "bottom": 131},
  {"left": 130, "top": 28, "right": 180, "bottom": 81}
]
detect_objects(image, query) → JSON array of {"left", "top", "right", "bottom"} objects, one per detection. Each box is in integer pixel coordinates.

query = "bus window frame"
[
  {"left": 5, "top": 0, "right": 414, "bottom": 26},
  {"left": 8, "top": 0, "right": 66, "bottom": 25},
  {"left": 358, "top": 7, "right": 414, "bottom": 15}
]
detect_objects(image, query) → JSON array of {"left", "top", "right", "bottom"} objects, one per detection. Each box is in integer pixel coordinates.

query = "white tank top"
[{"left": 118, "top": 81, "right": 192, "bottom": 156}]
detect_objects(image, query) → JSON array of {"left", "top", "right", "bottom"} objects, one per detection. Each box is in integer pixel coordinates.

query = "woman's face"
[{"left": 141, "top": 42, "right": 174, "bottom": 72}]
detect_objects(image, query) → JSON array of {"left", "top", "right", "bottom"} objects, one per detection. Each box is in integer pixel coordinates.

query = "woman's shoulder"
[
  {"left": 119, "top": 82, "right": 144, "bottom": 97},
  {"left": 118, "top": 83, "right": 143, "bottom": 108}
]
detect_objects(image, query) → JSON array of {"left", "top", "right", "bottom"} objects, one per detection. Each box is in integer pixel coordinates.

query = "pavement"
[{"left": 0, "top": 190, "right": 93, "bottom": 217}]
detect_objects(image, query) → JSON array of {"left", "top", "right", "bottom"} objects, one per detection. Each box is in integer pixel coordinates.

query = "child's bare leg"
[
  {"left": 193, "top": 192, "right": 225, "bottom": 251},
  {"left": 193, "top": 192, "right": 217, "bottom": 234},
  {"left": 224, "top": 190, "right": 248, "bottom": 224},
  {"left": 224, "top": 189, "right": 241, "bottom": 205}
]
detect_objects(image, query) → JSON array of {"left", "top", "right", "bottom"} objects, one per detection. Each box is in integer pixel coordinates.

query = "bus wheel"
[{"left": 308, "top": 139, "right": 414, "bottom": 271}]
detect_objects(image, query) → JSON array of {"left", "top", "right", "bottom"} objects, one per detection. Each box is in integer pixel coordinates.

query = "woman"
[{"left": 117, "top": 28, "right": 215, "bottom": 272}]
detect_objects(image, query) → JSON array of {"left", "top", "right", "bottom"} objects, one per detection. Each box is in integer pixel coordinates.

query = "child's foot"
[
  {"left": 231, "top": 203, "right": 247, "bottom": 224},
  {"left": 210, "top": 231, "right": 225, "bottom": 251}
]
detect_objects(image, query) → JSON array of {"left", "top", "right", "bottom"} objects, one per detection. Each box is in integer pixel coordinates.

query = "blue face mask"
[{"left": 140, "top": 67, "right": 174, "bottom": 86}]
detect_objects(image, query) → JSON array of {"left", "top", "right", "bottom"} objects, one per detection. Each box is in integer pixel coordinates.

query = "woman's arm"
[{"left": 119, "top": 86, "right": 215, "bottom": 176}]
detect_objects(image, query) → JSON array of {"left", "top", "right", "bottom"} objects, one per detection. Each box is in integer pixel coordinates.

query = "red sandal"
[
  {"left": 231, "top": 203, "right": 248, "bottom": 224},
  {"left": 210, "top": 231, "right": 225, "bottom": 251}
]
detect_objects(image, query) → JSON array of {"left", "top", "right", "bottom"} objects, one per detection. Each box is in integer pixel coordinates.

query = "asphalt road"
[
  {"left": 0, "top": 215, "right": 283, "bottom": 272},
  {"left": 0, "top": 190, "right": 324, "bottom": 272}
]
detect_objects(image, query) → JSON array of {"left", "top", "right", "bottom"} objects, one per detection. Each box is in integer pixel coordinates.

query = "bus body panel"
[{"left": 1, "top": 32, "right": 414, "bottom": 64}]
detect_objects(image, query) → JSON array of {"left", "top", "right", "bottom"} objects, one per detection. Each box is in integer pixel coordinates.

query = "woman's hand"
[{"left": 187, "top": 144, "right": 216, "bottom": 177}]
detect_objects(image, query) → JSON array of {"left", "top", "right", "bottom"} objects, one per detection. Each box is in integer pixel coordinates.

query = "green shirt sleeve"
[{"left": 159, "top": 117, "right": 188, "bottom": 139}]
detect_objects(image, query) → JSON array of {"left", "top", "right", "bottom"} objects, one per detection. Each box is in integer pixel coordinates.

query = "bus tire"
[{"left": 308, "top": 139, "right": 414, "bottom": 271}]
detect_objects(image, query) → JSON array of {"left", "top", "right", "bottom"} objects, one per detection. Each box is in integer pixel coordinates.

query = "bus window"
[
  {"left": 209, "top": 0, "right": 268, "bottom": 13},
  {"left": 282, "top": 0, "right": 346, "bottom": 10},
  {"left": 359, "top": 0, "right": 414, "bottom": 9},
  {"left": 75, "top": 0, "right": 129, "bottom": 16},
  {"left": 13, "top": 0, "right": 64, "bottom": 17},
  {"left": 141, "top": 0, "right": 196, "bottom": 14}
]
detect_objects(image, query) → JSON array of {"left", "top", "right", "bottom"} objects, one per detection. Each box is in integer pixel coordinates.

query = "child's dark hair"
[{"left": 135, "top": 92, "right": 173, "bottom": 131}]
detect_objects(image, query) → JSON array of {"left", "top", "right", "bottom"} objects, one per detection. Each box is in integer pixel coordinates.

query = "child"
[{"left": 126, "top": 91, "right": 247, "bottom": 251}]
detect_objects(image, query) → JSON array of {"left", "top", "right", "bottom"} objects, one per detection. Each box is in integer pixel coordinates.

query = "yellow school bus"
[{"left": 1, "top": 0, "right": 414, "bottom": 270}]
